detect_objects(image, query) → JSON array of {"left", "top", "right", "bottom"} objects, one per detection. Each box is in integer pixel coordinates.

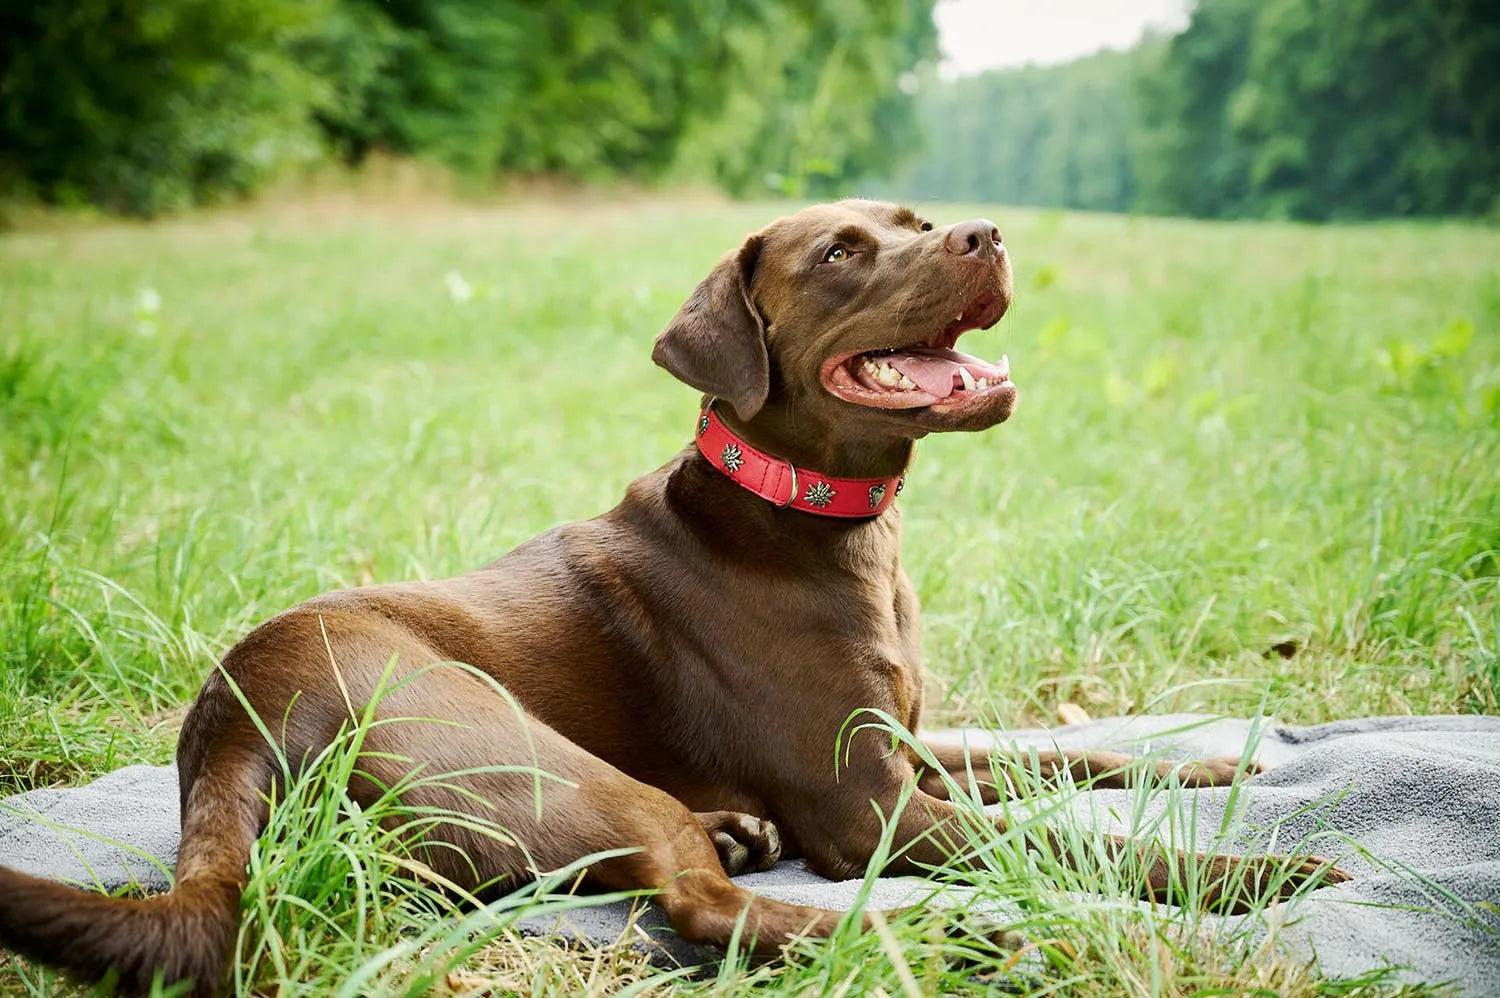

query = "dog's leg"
[
  {"left": 339, "top": 660, "right": 850, "bottom": 957},
  {"left": 917, "top": 740, "right": 1256, "bottom": 803},
  {"left": 805, "top": 734, "right": 1347, "bottom": 913},
  {"left": 893, "top": 793, "right": 1342, "bottom": 913}
]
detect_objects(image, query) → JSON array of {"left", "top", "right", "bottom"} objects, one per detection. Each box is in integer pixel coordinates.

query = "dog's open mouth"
[{"left": 819, "top": 293, "right": 1014, "bottom": 411}]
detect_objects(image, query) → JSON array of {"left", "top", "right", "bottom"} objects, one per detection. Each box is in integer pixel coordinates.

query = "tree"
[
  {"left": 876, "top": 46, "right": 1149, "bottom": 212},
  {"left": 875, "top": 0, "right": 1499, "bottom": 221},
  {"left": 0, "top": 0, "right": 330, "bottom": 214},
  {"left": 673, "top": 0, "right": 939, "bottom": 197},
  {"left": 1232, "top": 0, "right": 1499, "bottom": 219},
  {"left": 0, "top": 0, "right": 942, "bottom": 214},
  {"left": 1134, "top": 0, "right": 1260, "bottom": 218}
]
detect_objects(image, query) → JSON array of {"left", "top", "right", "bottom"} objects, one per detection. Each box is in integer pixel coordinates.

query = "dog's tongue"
[{"left": 892, "top": 353, "right": 960, "bottom": 398}]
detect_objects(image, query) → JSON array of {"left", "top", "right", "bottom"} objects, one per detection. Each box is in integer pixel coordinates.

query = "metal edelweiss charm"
[
  {"left": 868, "top": 484, "right": 886, "bottom": 509},
  {"left": 721, "top": 443, "right": 743, "bottom": 473},
  {"left": 698, "top": 413, "right": 710, "bottom": 436},
  {"left": 895, "top": 476, "right": 905, "bottom": 496},
  {"left": 804, "top": 481, "right": 836, "bottom": 507}
]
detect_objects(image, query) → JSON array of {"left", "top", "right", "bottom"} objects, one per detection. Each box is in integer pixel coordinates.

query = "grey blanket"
[{"left": 4, "top": 714, "right": 1498, "bottom": 993}]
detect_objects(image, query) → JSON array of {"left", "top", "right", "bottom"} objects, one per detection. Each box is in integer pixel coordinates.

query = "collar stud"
[{"left": 694, "top": 402, "right": 905, "bottom": 518}]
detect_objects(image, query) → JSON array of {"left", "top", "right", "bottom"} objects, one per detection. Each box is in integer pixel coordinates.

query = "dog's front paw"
[
  {"left": 696, "top": 811, "right": 782, "bottom": 875},
  {"left": 1205, "top": 853, "right": 1352, "bottom": 913},
  {"left": 1177, "top": 755, "right": 1263, "bottom": 786}
]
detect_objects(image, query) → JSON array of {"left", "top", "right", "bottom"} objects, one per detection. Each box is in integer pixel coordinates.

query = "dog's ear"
[{"left": 653, "top": 234, "right": 768, "bottom": 421}]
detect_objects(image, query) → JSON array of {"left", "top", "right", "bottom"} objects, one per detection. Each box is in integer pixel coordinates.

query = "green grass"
[{"left": 1, "top": 195, "right": 1497, "bottom": 995}]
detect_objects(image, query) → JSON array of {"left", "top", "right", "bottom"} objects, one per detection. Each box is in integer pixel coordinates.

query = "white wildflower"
[{"left": 444, "top": 271, "right": 474, "bottom": 303}]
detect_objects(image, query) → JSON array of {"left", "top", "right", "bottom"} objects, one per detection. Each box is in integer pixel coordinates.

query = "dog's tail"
[{"left": 0, "top": 745, "right": 270, "bottom": 997}]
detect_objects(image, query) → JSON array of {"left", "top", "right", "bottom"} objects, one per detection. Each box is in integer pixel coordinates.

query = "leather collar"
[{"left": 694, "top": 401, "right": 904, "bottom": 518}]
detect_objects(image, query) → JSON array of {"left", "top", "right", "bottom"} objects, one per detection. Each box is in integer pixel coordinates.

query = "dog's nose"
[{"left": 943, "top": 219, "right": 1003, "bottom": 259}]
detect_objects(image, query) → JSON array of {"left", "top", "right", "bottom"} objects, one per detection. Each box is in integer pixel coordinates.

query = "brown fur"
[{"left": 0, "top": 201, "right": 1347, "bottom": 995}]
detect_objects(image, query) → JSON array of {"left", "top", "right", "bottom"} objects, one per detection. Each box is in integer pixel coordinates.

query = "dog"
[{"left": 0, "top": 200, "right": 1348, "bottom": 995}]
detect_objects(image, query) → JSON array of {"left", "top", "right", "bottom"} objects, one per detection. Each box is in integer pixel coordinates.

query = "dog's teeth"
[
  {"left": 958, "top": 366, "right": 976, "bottom": 391},
  {"left": 897, "top": 375, "right": 915, "bottom": 390},
  {"left": 875, "top": 363, "right": 901, "bottom": 386},
  {"left": 999, "top": 353, "right": 1010, "bottom": 377},
  {"left": 976, "top": 378, "right": 988, "bottom": 390}
]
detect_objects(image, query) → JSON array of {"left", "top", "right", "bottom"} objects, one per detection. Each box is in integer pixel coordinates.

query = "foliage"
[
  {"left": 888, "top": 46, "right": 1151, "bottom": 211},
  {"left": 1226, "top": 0, "right": 1499, "bottom": 219},
  {"left": 310, "top": 0, "right": 734, "bottom": 177},
  {"left": 882, "top": 0, "right": 1499, "bottom": 220},
  {"left": 1133, "top": 0, "right": 1260, "bottom": 218},
  {"left": 1139, "top": 0, "right": 1500, "bottom": 219},
  {"left": 0, "top": 0, "right": 332, "bottom": 215},
  {"left": 672, "top": 0, "right": 938, "bottom": 197},
  {"left": 0, "top": 0, "right": 937, "bottom": 215}
]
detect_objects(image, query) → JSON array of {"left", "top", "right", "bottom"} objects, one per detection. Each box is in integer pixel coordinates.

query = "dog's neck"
[
  {"left": 714, "top": 400, "right": 915, "bottom": 479},
  {"left": 697, "top": 402, "right": 912, "bottom": 518}
]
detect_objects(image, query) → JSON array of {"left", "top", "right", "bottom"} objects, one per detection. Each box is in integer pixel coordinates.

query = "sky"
[{"left": 934, "top": 0, "right": 1192, "bottom": 77}]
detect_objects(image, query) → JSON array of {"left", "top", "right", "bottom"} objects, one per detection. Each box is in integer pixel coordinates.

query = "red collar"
[{"left": 694, "top": 402, "right": 905, "bottom": 518}]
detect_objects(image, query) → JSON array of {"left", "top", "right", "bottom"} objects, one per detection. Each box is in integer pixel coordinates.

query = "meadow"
[{"left": 1, "top": 195, "right": 1496, "bottom": 995}]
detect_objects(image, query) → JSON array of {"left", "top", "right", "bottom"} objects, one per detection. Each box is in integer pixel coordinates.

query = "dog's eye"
[
  {"left": 919, "top": 220, "right": 933, "bottom": 232},
  {"left": 824, "top": 245, "right": 849, "bottom": 263}
]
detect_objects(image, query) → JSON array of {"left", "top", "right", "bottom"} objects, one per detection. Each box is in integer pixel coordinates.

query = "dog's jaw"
[{"left": 817, "top": 283, "right": 1018, "bottom": 427}]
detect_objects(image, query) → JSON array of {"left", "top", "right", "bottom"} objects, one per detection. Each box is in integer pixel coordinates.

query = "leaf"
[
  {"left": 1188, "top": 388, "right": 1222, "bottom": 420},
  {"left": 1432, "top": 318, "right": 1474, "bottom": 358},
  {"left": 1104, "top": 371, "right": 1134, "bottom": 407},
  {"left": 1376, "top": 339, "right": 1422, "bottom": 383},
  {"left": 1143, "top": 354, "right": 1180, "bottom": 397}
]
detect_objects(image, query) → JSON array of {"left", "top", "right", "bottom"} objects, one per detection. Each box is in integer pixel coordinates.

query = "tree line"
[
  {"left": 886, "top": 0, "right": 1498, "bottom": 220},
  {"left": 0, "top": 0, "right": 936, "bottom": 216}
]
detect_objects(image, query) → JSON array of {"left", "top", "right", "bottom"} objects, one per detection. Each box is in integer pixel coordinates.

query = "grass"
[{"left": 1, "top": 194, "right": 1496, "bottom": 995}]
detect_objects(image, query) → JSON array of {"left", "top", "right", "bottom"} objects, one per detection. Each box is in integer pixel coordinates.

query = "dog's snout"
[{"left": 943, "top": 219, "right": 1003, "bottom": 259}]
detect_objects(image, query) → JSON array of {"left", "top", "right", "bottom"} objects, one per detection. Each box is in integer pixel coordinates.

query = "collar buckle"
[{"left": 780, "top": 463, "right": 799, "bottom": 508}]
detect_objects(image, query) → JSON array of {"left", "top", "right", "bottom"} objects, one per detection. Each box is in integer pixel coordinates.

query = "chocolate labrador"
[{"left": 0, "top": 200, "right": 1347, "bottom": 995}]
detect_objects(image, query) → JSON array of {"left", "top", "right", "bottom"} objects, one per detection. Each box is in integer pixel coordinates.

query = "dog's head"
[{"left": 654, "top": 200, "right": 1015, "bottom": 466}]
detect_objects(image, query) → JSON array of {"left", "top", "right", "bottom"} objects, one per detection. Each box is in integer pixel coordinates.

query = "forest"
[
  {"left": 0, "top": 0, "right": 937, "bottom": 215},
  {"left": 890, "top": 0, "right": 1498, "bottom": 220},
  {"left": 1, "top": 0, "right": 1495, "bottom": 220}
]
